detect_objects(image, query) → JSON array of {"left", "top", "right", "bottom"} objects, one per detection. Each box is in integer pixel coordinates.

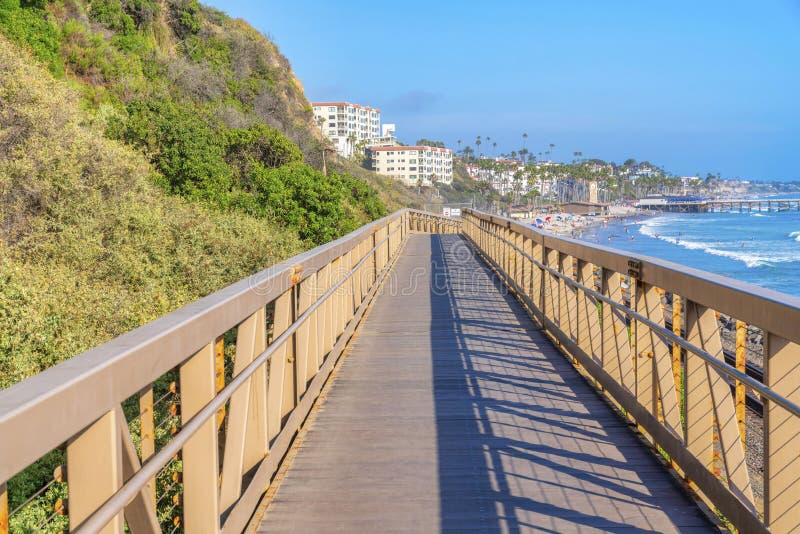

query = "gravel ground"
[{"left": 744, "top": 408, "right": 764, "bottom": 504}]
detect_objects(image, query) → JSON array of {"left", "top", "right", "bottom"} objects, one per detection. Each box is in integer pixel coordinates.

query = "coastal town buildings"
[
  {"left": 369, "top": 146, "right": 454, "bottom": 186},
  {"left": 465, "top": 158, "right": 526, "bottom": 195},
  {"left": 312, "top": 101, "right": 380, "bottom": 158}
]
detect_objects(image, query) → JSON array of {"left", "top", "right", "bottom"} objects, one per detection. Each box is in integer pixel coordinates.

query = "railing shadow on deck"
[{"left": 427, "top": 234, "right": 693, "bottom": 533}]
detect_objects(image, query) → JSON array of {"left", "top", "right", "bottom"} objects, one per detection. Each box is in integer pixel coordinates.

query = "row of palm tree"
[{"left": 456, "top": 133, "right": 559, "bottom": 164}]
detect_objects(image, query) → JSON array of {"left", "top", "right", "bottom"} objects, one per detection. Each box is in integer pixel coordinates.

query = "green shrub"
[
  {"left": 89, "top": 0, "right": 135, "bottom": 35},
  {"left": 226, "top": 122, "right": 303, "bottom": 173},
  {"left": 0, "top": 5, "right": 63, "bottom": 76},
  {"left": 113, "top": 97, "right": 233, "bottom": 204},
  {"left": 172, "top": 0, "right": 200, "bottom": 38}
]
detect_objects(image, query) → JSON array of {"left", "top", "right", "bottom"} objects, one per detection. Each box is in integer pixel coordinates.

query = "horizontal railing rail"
[
  {"left": 462, "top": 208, "right": 800, "bottom": 534},
  {"left": 468, "top": 219, "right": 799, "bottom": 416},
  {"left": 0, "top": 209, "right": 460, "bottom": 533}
]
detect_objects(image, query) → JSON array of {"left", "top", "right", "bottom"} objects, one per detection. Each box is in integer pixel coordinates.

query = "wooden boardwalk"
[{"left": 255, "top": 234, "right": 714, "bottom": 533}]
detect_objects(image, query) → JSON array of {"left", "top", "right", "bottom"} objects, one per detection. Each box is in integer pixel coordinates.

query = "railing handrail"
[
  {"left": 0, "top": 208, "right": 434, "bottom": 482},
  {"left": 462, "top": 208, "right": 800, "bottom": 341},
  {"left": 463, "top": 208, "right": 800, "bottom": 534},
  {"left": 462, "top": 215, "right": 800, "bottom": 418},
  {"left": 71, "top": 222, "right": 403, "bottom": 533}
]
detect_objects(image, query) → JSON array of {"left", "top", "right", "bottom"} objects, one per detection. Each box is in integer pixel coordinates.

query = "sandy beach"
[{"left": 516, "top": 205, "right": 644, "bottom": 237}]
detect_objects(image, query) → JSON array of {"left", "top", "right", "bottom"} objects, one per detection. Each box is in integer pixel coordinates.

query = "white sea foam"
[{"left": 639, "top": 221, "right": 797, "bottom": 268}]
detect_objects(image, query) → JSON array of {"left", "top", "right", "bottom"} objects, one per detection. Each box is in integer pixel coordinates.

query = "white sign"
[
  {"left": 443, "top": 207, "right": 451, "bottom": 217},
  {"left": 450, "top": 208, "right": 461, "bottom": 217}
]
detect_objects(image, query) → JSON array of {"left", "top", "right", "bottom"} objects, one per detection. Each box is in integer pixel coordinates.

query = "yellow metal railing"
[
  {"left": 462, "top": 208, "right": 800, "bottom": 534},
  {"left": 0, "top": 210, "right": 458, "bottom": 534}
]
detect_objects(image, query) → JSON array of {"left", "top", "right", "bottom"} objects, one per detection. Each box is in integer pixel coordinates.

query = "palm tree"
[
  {"left": 549, "top": 143, "right": 555, "bottom": 162},
  {"left": 492, "top": 142, "right": 497, "bottom": 155},
  {"left": 457, "top": 139, "right": 462, "bottom": 155},
  {"left": 475, "top": 136, "right": 482, "bottom": 157},
  {"left": 522, "top": 132, "right": 528, "bottom": 150}
]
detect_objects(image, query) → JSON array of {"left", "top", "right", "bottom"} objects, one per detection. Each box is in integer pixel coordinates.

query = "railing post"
[
  {"left": 684, "top": 300, "right": 714, "bottom": 465},
  {"left": 514, "top": 231, "right": 524, "bottom": 290},
  {"left": 764, "top": 333, "right": 800, "bottom": 531},
  {"left": 1, "top": 481, "right": 8, "bottom": 534},
  {"left": 672, "top": 295, "right": 682, "bottom": 400},
  {"left": 296, "top": 273, "right": 318, "bottom": 395},
  {"left": 685, "top": 301, "right": 753, "bottom": 507},
  {"left": 67, "top": 410, "right": 124, "bottom": 533},
  {"left": 521, "top": 235, "right": 531, "bottom": 301},
  {"left": 600, "top": 270, "right": 634, "bottom": 392},
  {"left": 635, "top": 282, "right": 682, "bottom": 437},
  {"left": 576, "top": 260, "right": 601, "bottom": 365},
  {"left": 268, "top": 289, "right": 294, "bottom": 442},
  {"left": 179, "top": 342, "right": 220, "bottom": 533},
  {"left": 544, "top": 248, "right": 560, "bottom": 326},
  {"left": 220, "top": 309, "right": 268, "bottom": 511},
  {"left": 138, "top": 386, "right": 156, "bottom": 509},
  {"left": 559, "top": 253, "right": 577, "bottom": 346},
  {"left": 734, "top": 320, "right": 746, "bottom": 449}
]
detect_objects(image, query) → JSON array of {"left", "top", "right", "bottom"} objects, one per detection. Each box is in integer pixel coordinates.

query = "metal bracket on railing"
[{"left": 290, "top": 266, "right": 303, "bottom": 286}]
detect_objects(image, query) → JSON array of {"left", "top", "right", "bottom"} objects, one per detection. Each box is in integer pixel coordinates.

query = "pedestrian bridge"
[{"left": 1, "top": 210, "right": 799, "bottom": 533}]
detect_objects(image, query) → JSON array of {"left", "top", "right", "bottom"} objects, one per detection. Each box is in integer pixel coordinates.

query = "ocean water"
[{"left": 576, "top": 208, "right": 800, "bottom": 297}]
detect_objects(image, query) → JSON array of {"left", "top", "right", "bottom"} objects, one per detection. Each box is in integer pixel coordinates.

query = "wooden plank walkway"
[{"left": 255, "top": 234, "right": 714, "bottom": 533}]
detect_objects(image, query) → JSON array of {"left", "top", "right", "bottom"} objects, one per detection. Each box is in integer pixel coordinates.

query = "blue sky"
[{"left": 206, "top": 1, "right": 800, "bottom": 181}]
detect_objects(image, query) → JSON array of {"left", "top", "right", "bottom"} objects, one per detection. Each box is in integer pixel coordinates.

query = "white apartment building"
[
  {"left": 370, "top": 146, "right": 453, "bottom": 186},
  {"left": 312, "top": 101, "right": 380, "bottom": 158}
]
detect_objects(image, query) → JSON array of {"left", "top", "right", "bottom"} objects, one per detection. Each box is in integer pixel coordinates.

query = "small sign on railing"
[{"left": 627, "top": 259, "right": 641, "bottom": 280}]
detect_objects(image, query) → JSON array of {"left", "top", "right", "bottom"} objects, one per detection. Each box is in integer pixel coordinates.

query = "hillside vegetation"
[
  {"left": 0, "top": 0, "right": 418, "bottom": 392},
  {"left": 0, "top": 34, "right": 305, "bottom": 388},
  {"left": 0, "top": 0, "right": 393, "bottom": 245}
]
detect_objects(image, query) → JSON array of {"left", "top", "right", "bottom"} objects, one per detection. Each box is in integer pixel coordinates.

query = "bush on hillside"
[
  {"left": 226, "top": 122, "right": 303, "bottom": 171},
  {"left": 0, "top": 2, "right": 62, "bottom": 76},
  {"left": 112, "top": 96, "right": 234, "bottom": 204},
  {"left": 0, "top": 34, "right": 301, "bottom": 389}
]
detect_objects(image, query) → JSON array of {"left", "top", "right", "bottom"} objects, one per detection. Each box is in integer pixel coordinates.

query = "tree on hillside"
[{"left": 475, "top": 136, "right": 482, "bottom": 156}]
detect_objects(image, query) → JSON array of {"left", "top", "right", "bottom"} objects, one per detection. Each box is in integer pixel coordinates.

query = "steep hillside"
[
  {"left": 0, "top": 34, "right": 304, "bottom": 388},
  {"left": 0, "top": 0, "right": 393, "bottom": 246}
]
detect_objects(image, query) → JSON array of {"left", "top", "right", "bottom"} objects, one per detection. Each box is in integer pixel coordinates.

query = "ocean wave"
[
  {"left": 639, "top": 224, "right": 797, "bottom": 267},
  {"left": 791, "top": 231, "right": 800, "bottom": 242}
]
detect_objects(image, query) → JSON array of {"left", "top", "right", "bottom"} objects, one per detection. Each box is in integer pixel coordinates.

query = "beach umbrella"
[
  {"left": 545, "top": 216, "right": 551, "bottom": 221},
  {"left": 535, "top": 218, "right": 543, "bottom": 223}
]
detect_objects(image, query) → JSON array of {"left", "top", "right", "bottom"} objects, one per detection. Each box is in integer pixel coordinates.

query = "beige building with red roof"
[{"left": 369, "top": 146, "right": 453, "bottom": 186}]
